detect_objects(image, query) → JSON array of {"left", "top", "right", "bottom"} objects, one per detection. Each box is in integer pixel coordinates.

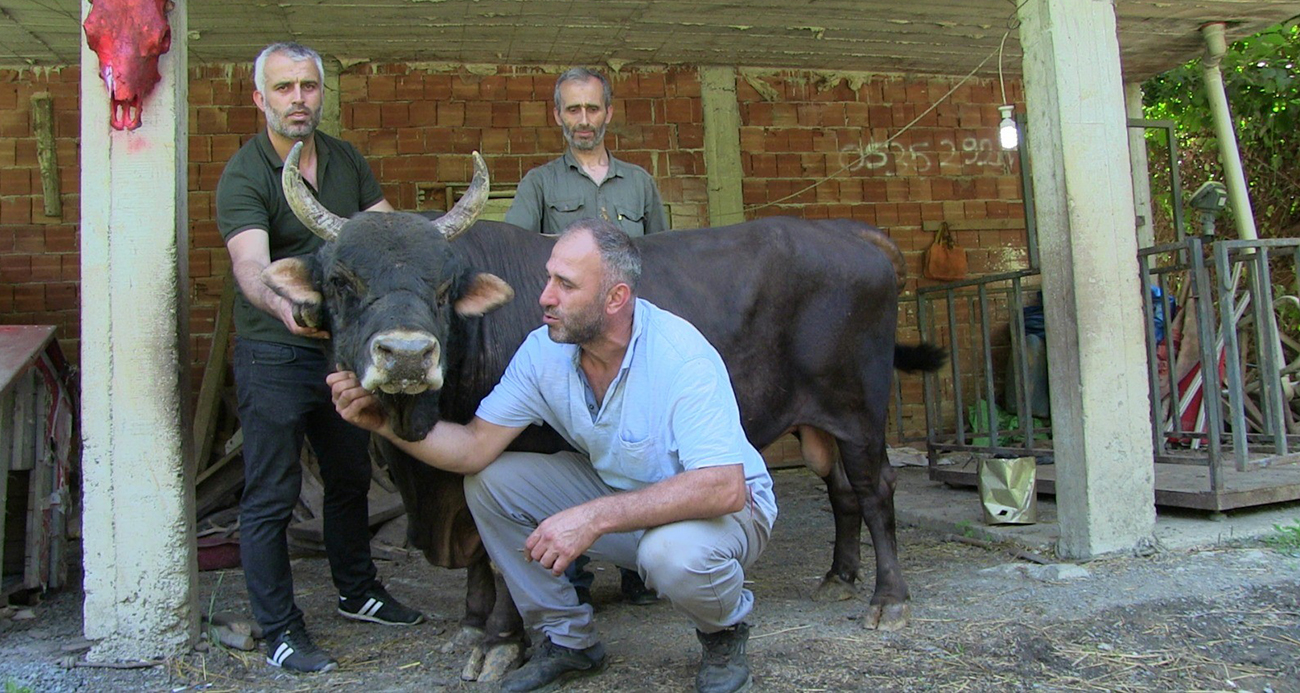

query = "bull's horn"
[
  {"left": 282, "top": 140, "right": 346, "bottom": 242},
  {"left": 433, "top": 151, "right": 489, "bottom": 241}
]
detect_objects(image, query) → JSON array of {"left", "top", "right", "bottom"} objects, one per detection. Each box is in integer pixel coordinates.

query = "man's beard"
[
  {"left": 561, "top": 120, "right": 606, "bottom": 152},
  {"left": 546, "top": 295, "right": 606, "bottom": 344},
  {"left": 265, "top": 102, "right": 322, "bottom": 139}
]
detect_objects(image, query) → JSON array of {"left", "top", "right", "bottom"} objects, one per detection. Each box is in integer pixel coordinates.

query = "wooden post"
[
  {"left": 30, "top": 93, "right": 61, "bottom": 219},
  {"left": 700, "top": 67, "right": 745, "bottom": 227}
]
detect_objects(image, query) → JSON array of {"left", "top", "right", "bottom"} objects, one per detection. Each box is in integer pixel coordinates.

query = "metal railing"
[
  {"left": 916, "top": 269, "right": 1050, "bottom": 462},
  {"left": 1140, "top": 236, "right": 1300, "bottom": 481},
  {"left": 916, "top": 237, "right": 1300, "bottom": 505}
]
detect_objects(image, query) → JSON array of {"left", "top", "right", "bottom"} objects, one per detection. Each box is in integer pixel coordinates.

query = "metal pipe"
[{"left": 1201, "top": 22, "right": 1259, "bottom": 241}]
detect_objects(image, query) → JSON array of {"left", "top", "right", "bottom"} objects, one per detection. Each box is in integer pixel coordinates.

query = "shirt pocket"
[
  {"left": 546, "top": 198, "right": 587, "bottom": 231},
  {"left": 613, "top": 205, "right": 646, "bottom": 237},
  {"left": 617, "top": 407, "right": 668, "bottom": 484}
]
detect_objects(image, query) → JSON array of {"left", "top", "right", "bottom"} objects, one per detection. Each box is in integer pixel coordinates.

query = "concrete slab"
[{"left": 893, "top": 465, "right": 1300, "bottom": 556}]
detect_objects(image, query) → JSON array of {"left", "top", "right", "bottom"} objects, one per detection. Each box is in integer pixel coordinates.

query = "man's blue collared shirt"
[{"left": 476, "top": 298, "right": 777, "bottom": 523}]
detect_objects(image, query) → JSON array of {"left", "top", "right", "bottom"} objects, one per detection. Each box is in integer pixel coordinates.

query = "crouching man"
[{"left": 328, "top": 219, "right": 776, "bottom": 693}]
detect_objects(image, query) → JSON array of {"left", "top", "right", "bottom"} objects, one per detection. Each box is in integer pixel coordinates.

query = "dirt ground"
[{"left": 3, "top": 467, "right": 1299, "bottom": 692}]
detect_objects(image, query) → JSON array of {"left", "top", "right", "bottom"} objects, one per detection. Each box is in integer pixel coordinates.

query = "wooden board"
[{"left": 929, "top": 461, "right": 1300, "bottom": 512}]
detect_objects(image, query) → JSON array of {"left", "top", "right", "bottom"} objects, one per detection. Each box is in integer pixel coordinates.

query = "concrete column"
[
  {"left": 80, "top": 0, "right": 196, "bottom": 660},
  {"left": 699, "top": 66, "right": 745, "bottom": 226},
  {"left": 1125, "top": 83, "right": 1155, "bottom": 249},
  {"left": 1018, "top": 0, "right": 1155, "bottom": 559}
]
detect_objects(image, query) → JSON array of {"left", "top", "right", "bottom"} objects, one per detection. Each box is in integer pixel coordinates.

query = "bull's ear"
[
  {"left": 455, "top": 272, "right": 514, "bottom": 317},
  {"left": 263, "top": 257, "right": 324, "bottom": 329}
]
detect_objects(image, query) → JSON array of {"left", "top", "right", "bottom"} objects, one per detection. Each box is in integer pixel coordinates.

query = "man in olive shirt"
[
  {"left": 505, "top": 67, "right": 668, "bottom": 237},
  {"left": 216, "top": 41, "right": 423, "bottom": 674}
]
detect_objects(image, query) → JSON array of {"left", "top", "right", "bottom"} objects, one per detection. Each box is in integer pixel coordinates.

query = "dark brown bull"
[{"left": 265, "top": 143, "right": 943, "bottom": 679}]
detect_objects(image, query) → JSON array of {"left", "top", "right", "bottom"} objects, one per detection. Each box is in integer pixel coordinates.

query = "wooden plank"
[
  {"left": 287, "top": 491, "right": 405, "bottom": 544},
  {"left": 195, "top": 442, "right": 245, "bottom": 520},
  {"left": 30, "top": 93, "right": 61, "bottom": 218},
  {"left": 193, "top": 276, "right": 236, "bottom": 473},
  {"left": 9, "top": 372, "right": 36, "bottom": 472},
  {"left": 929, "top": 461, "right": 1300, "bottom": 512},
  {"left": 0, "top": 326, "right": 56, "bottom": 393}
]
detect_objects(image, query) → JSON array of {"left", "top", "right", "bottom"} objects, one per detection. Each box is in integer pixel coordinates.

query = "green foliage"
[
  {"left": 4, "top": 681, "right": 35, "bottom": 693},
  {"left": 966, "top": 398, "right": 1049, "bottom": 447},
  {"left": 1263, "top": 518, "right": 1300, "bottom": 556},
  {"left": 1142, "top": 21, "right": 1300, "bottom": 242}
]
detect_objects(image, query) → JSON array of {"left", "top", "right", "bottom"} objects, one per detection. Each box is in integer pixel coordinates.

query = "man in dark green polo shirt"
[
  {"left": 505, "top": 67, "right": 668, "bottom": 237},
  {"left": 216, "top": 41, "right": 423, "bottom": 674}
]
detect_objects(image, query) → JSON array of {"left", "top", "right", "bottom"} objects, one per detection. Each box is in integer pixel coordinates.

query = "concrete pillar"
[
  {"left": 1125, "top": 83, "right": 1155, "bottom": 249},
  {"left": 80, "top": 0, "right": 196, "bottom": 660},
  {"left": 699, "top": 66, "right": 745, "bottom": 226},
  {"left": 1018, "top": 0, "right": 1155, "bottom": 559}
]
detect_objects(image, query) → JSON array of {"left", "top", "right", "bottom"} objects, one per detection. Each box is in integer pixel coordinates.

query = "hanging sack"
[{"left": 923, "top": 222, "right": 968, "bottom": 281}]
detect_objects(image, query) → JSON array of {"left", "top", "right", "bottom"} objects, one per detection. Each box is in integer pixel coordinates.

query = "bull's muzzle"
[{"left": 360, "top": 330, "right": 444, "bottom": 395}]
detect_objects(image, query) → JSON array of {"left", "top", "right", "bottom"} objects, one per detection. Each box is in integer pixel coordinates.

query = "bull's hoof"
[
  {"left": 863, "top": 602, "right": 910, "bottom": 631},
  {"left": 476, "top": 642, "right": 526, "bottom": 682},
  {"left": 441, "top": 625, "right": 484, "bottom": 655},
  {"left": 812, "top": 573, "right": 857, "bottom": 602},
  {"left": 459, "top": 643, "right": 486, "bottom": 681}
]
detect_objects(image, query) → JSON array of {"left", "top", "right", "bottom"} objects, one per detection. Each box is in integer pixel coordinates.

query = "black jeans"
[{"left": 233, "top": 338, "right": 377, "bottom": 640}]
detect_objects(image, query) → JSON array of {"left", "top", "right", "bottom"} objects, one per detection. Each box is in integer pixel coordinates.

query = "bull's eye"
[
  {"left": 329, "top": 274, "right": 353, "bottom": 294},
  {"left": 435, "top": 279, "right": 453, "bottom": 307}
]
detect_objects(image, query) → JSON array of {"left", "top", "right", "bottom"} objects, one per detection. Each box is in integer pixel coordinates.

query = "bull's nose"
[{"left": 371, "top": 333, "right": 439, "bottom": 372}]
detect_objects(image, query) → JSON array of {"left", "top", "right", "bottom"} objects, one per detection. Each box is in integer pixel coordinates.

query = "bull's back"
[{"left": 639, "top": 218, "right": 902, "bottom": 446}]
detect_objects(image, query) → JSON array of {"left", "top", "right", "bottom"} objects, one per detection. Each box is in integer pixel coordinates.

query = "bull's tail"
[{"left": 894, "top": 342, "right": 947, "bottom": 373}]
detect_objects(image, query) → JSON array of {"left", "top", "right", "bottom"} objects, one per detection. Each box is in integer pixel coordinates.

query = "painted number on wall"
[{"left": 840, "top": 138, "right": 1012, "bottom": 173}]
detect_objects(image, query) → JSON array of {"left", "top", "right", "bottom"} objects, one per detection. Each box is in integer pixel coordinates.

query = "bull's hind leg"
[
  {"left": 798, "top": 426, "right": 863, "bottom": 602},
  {"left": 839, "top": 439, "right": 910, "bottom": 631},
  {"left": 452, "top": 557, "right": 526, "bottom": 682}
]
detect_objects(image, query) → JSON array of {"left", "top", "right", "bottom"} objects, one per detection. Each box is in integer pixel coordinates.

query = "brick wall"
[{"left": 0, "top": 63, "right": 1027, "bottom": 455}]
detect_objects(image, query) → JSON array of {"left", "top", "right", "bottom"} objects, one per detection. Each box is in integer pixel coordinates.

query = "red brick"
[
  {"left": 0, "top": 168, "right": 30, "bottom": 195},
  {"left": 678, "top": 123, "right": 704, "bottom": 150},
  {"left": 491, "top": 103, "right": 520, "bottom": 128},
  {"left": 507, "top": 129, "right": 538, "bottom": 155},
  {"left": 451, "top": 77, "right": 479, "bottom": 100},
  {"left": 479, "top": 75, "right": 507, "bottom": 100},
  {"left": 460, "top": 103, "right": 489, "bottom": 127},
  {"left": 409, "top": 100, "right": 437, "bottom": 127},
  {"left": 350, "top": 102, "right": 381, "bottom": 129},
  {"left": 437, "top": 102, "right": 465, "bottom": 127},
  {"left": 644, "top": 72, "right": 671, "bottom": 98},
  {"left": 228, "top": 108, "right": 258, "bottom": 133},
  {"left": 14, "top": 140, "right": 36, "bottom": 167},
  {"left": 622, "top": 99, "right": 653, "bottom": 125},
  {"left": 395, "top": 73, "right": 425, "bottom": 100},
  {"left": 341, "top": 73, "right": 368, "bottom": 101},
  {"left": 0, "top": 284, "right": 12, "bottom": 311},
  {"left": 0, "top": 139, "right": 15, "bottom": 167},
  {"left": 520, "top": 102, "right": 549, "bottom": 128},
  {"left": 480, "top": 130, "right": 509, "bottom": 155},
  {"left": 424, "top": 74, "right": 452, "bottom": 100},
  {"left": 505, "top": 76, "right": 534, "bottom": 101},
  {"left": 369, "top": 75, "right": 397, "bottom": 101},
  {"left": 12, "top": 285, "right": 43, "bottom": 312},
  {"left": 45, "top": 282, "right": 76, "bottom": 311},
  {"left": 396, "top": 128, "right": 423, "bottom": 156},
  {"left": 380, "top": 102, "right": 410, "bottom": 128},
  {"left": 1, "top": 196, "right": 31, "bottom": 224}
]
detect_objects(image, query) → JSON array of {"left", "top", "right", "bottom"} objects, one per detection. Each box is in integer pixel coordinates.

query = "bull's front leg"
[
  {"left": 840, "top": 440, "right": 909, "bottom": 631},
  {"left": 451, "top": 555, "right": 527, "bottom": 682}
]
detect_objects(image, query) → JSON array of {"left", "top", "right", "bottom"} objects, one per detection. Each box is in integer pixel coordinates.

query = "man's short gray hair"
[
  {"left": 254, "top": 42, "right": 325, "bottom": 94},
  {"left": 561, "top": 219, "right": 641, "bottom": 294},
  {"left": 553, "top": 67, "right": 613, "bottom": 110}
]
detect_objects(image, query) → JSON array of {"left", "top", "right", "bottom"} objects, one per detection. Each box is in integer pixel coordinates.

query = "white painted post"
[
  {"left": 1125, "top": 83, "right": 1155, "bottom": 249},
  {"left": 80, "top": 0, "right": 196, "bottom": 660},
  {"left": 1018, "top": 0, "right": 1156, "bottom": 559}
]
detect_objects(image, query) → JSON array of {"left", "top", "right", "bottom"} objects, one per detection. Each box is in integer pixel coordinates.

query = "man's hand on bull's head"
[{"left": 327, "top": 370, "right": 393, "bottom": 437}]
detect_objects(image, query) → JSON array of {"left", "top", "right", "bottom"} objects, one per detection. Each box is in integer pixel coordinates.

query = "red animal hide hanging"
[{"left": 84, "top": 0, "right": 173, "bottom": 131}]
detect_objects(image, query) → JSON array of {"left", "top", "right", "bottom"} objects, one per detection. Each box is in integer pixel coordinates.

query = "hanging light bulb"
[{"left": 998, "top": 105, "right": 1019, "bottom": 150}]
